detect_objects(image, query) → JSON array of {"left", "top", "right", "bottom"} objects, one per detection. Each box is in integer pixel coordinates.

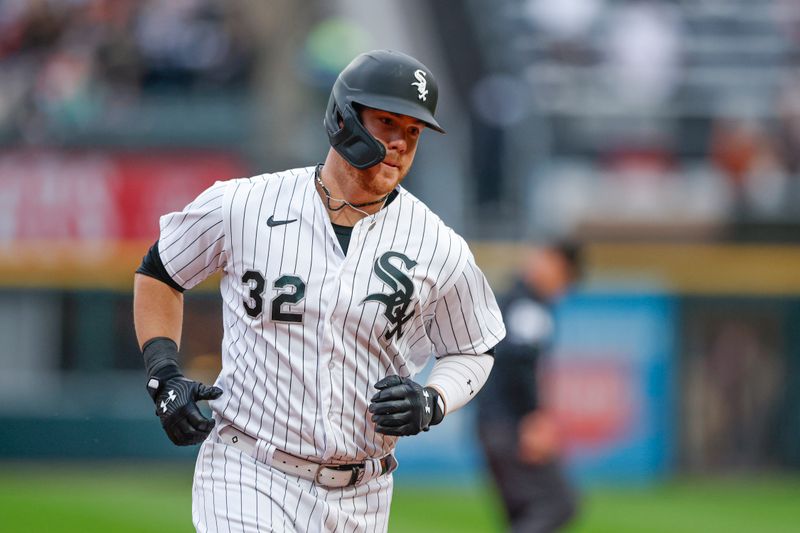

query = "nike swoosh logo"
[{"left": 266, "top": 215, "right": 297, "bottom": 227}]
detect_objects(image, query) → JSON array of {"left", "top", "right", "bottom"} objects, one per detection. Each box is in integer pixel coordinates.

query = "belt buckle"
[
  {"left": 316, "top": 463, "right": 363, "bottom": 488},
  {"left": 348, "top": 464, "right": 363, "bottom": 486},
  {"left": 315, "top": 464, "right": 345, "bottom": 488}
]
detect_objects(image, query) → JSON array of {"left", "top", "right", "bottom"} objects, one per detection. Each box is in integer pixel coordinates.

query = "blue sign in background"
[
  {"left": 394, "top": 292, "right": 678, "bottom": 486},
  {"left": 553, "top": 292, "right": 677, "bottom": 485}
]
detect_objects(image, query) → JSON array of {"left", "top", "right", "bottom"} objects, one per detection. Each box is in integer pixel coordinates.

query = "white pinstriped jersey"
[{"left": 158, "top": 165, "right": 505, "bottom": 463}]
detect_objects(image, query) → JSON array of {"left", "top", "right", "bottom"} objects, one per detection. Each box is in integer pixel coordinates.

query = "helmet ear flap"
[{"left": 324, "top": 95, "right": 386, "bottom": 169}]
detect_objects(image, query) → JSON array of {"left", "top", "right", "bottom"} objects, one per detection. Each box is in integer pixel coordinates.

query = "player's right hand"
[{"left": 151, "top": 376, "right": 223, "bottom": 446}]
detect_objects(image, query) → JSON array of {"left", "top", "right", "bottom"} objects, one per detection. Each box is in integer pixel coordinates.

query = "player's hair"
[{"left": 550, "top": 239, "right": 583, "bottom": 281}]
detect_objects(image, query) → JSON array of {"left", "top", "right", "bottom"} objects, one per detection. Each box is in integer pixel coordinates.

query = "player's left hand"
[
  {"left": 369, "top": 375, "right": 443, "bottom": 436},
  {"left": 152, "top": 376, "right": 223, "bottom": 446}
]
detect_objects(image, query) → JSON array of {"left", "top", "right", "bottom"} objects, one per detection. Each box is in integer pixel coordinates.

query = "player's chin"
[
  {"left": 377, "top": 162, "right": 405, "bottom": 186},
  {"left": 358, "top": 162, "right": 404, "bottom": 195}
]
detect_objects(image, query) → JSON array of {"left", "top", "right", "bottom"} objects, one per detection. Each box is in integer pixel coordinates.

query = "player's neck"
[{"left": 317, "top": 156, "right": 389, "bottom": 226}]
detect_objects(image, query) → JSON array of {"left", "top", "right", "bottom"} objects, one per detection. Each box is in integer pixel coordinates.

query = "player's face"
[{"left": 355, "top": 107, "right": 425, "bottom": 196}]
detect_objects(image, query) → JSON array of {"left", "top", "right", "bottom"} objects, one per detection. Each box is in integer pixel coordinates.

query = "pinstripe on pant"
[{"left": 192, "top": 439, "right": 394, "bottom": 533}]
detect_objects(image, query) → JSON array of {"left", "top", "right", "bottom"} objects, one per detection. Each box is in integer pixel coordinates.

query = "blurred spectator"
[
  {"left": 604, "top": 0, "right": 682, "bottom": 111},
  {"left": 776, "top": 74, "right": 800, "bottom": 174},
  {"left": 773, "top": 0, "right": 800, "bottom": 47},
  {"left": 523, "top": 0, "right": 604, "bottom": 64},
  {"left": 684, "top": 317, "right": 784, "bottom": 471},
  {"left": 710, "top": 115, "right": 790, "bottom": 217},
  {"left": 706, "top": 322, "right": 783, "bottom": 467},
  {"left": 0, "top": 0, "right": 256, "bottom": 143},
  {"left": 0, "top": 0, "right": 66, "bottom": 57},
  {"left": 477, "top": 242, "right": 582, "bottom": 533},
  {"left": 524, "top": 0, "right": 603, "bottom": 42},
  {"left": 134, "top": 0, "right": 254, "bottom": 89},
  {"left": 90, "top": 0, "right": 142, "bottom": 96}
]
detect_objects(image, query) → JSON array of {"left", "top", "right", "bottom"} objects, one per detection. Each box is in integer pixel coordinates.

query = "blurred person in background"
[{"left": 477, "top": 242, "right": 582, "bottom": 533}]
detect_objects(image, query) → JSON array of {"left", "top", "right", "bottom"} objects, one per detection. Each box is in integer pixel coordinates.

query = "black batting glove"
[
  {"left": 150, "top": 374, "right": 223, "bottom": 446},
  {"left": 143, "top": 337, "right": 222, "bottom": 446},
  {"left": 369, "top": 375, "right": 444, "bottom": 436}
]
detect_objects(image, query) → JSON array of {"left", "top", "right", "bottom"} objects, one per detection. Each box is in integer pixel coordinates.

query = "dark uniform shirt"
[{"left": 477, "top": 278, "right": 554, "bottom": 424}]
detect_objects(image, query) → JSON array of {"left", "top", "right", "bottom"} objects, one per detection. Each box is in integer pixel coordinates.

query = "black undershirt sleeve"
[{"left": 135, "top": 240, "right": 186, "bottom": 293}]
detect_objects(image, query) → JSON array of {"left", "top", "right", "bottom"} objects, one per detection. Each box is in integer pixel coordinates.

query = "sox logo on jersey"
[
  {"left": 156, "top": 166, "right": 505, "bottom": 531},
  {"left": 362, "top": 251, "right": 418, "bottom": 341}
]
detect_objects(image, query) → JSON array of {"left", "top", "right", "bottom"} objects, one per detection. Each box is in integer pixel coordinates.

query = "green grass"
[
  {"left": 0, "top": 462, "right": 195, "bottom": 533},
  {"left": 1, "top": 463, "right": 799, "bottom": 532},
  {"left": 565, "top": 477, "right": 800, "bottom": 533}
]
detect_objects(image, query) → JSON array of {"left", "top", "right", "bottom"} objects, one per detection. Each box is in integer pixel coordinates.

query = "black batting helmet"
[{"left": 324, "top": 49, "right": 446, "bottom": 169}]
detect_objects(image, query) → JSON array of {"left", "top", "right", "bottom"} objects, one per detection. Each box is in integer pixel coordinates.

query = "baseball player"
[{"left": 133, "top": 49, "right": 506, "bottom": 532}]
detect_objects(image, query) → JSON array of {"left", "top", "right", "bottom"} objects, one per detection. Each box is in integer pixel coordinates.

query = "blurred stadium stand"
[
  {"left": 1, "top": 0, "right": 800, "bottom": 488},
  {"left": 428, "top": 0, "right": 800, "bottom": 239}
]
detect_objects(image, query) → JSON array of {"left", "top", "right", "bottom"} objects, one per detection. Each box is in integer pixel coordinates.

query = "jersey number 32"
[{"left": 241, "top": 270, "right": 306, "bottom": 323}]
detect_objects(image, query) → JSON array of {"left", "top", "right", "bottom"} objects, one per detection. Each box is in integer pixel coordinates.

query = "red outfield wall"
[{"left": 0, "top": 149, "right": 249, "bottom": 288}]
